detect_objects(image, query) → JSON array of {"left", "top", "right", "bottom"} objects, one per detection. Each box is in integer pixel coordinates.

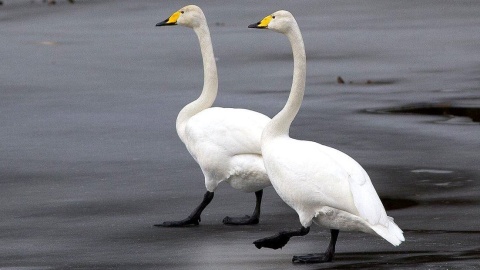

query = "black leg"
[
  {"left": 292, "top": 229, "right": 340, "bottom": 264},
  {"left": 154, "top": 191, "right": 214, "bottom": 227},
  {"left": 254, "top": 226, "right": 310, "bottom": 250},
  {"left": 223, "top": 189, "right": 263, "bottom": 225}
]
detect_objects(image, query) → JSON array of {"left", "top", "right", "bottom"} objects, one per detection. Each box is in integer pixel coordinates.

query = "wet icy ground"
[{"left": 1, "top": 0, "right": 479, "bottom": 269}]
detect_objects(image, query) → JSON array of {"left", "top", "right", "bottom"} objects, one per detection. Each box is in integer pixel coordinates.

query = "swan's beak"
[
  {"left": 156, "top": 11, "right": 181, "bottom": 26},
  {"left": 248, "top": 15, "right": 272, "bottom": 29}
]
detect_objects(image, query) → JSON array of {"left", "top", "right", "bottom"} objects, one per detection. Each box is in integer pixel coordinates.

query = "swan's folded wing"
[
  {"left": 296, "top": 144, "right": 389, "bottom": 226},
  {"left": 320, "top": 146, "right": 390, "bottom": 226}
]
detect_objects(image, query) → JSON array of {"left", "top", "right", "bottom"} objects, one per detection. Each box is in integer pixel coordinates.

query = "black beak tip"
[{"left": 156, "top": 19, "right": 173, "bottom": 27}]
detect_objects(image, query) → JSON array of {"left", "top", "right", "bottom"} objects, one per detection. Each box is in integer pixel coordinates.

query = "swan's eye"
[
  {"left": 272, "top": 16, "right": 275, "bottom": 19},
  {"left": 180, "top": 11, "right": 184, "bottom": 14}
]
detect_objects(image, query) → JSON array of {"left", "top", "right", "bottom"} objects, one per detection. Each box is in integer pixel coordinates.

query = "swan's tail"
[{"left": 370, "top": 217, "right": 404, "bottom": 246}]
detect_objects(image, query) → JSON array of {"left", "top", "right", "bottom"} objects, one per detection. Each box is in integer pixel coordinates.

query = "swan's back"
[{"left": 184, "top": 107, "right": 270, "bottom": 158}]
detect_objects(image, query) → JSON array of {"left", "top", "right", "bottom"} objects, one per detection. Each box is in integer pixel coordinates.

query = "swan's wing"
[
  {"left": 264, "top": 139, "right": 357, "bottom": 214},
  {"left": 185, "top": 107, "right": 270, "bottom": 156},
  {"left": 320, "top": 145, "right": 390, "bottom": 226},
  {"left": 271, "top": 139, "right": 389, "bottom": 226}
]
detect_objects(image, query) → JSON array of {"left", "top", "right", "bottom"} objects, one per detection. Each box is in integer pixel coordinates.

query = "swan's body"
[
  {"left": 155, "top": 5, "right": 270, "bottom": 227},
  {"left": 263, "top": 138, "right": 403, "bottom": 244},
  {"left": 182, "top": 107, "right": 270, "bottom": 193},
  {"left": 249, "top": 10, "right": 403, "bottom": 263}
]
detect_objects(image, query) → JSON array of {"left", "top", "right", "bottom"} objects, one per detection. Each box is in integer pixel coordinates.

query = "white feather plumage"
[
  {"left": 156, "top": 5, "right": 270, "bottom": 226},
  {"left": 256, "top": 10, "right": 404, "bottom": 247}
]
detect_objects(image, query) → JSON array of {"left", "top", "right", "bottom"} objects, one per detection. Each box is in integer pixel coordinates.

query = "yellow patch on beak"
[
  {"left": 166, "top": 11, "right": 182, "bottom": 24},
  {"left": 257, "top": 15, "right": 273, "bottom": 28}
]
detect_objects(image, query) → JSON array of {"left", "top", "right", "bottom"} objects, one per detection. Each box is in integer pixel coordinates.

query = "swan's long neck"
[
  {"left": 262, "top": 24, "right": 306, "bottom": 141},
  {"left": 176, "top": 22, "right": 218, "bottom": 140}
]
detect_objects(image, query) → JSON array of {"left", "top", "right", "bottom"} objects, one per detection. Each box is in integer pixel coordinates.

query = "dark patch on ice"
[
  {"left": 336, "top": 76, "right": 396, "bottom": 85},
  {"left": 366, "top": 102, "right": 480, "bottom": 123},
  {"left": 380, "top": 197, "right": 419, "bottom": 211},
  {"left": 380, "top": 197, "right": 478, "bottom": 211}
]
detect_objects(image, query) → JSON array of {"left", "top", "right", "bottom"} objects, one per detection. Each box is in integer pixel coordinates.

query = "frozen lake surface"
[{"left": 1, "top": 0, "right": 479, "bottom": 269}]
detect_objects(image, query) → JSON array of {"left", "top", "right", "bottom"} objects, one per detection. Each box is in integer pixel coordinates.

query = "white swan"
[
  {"left": 249, "top": 11, "right": 404, "bottom": 263},
  {"left": 155, "top": 5, "right": 271, "bottom": 227}
]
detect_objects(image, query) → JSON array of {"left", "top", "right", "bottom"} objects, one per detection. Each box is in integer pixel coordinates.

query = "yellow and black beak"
[
  {"left": 248, "top": 15, "right": 273, "bottom": 29},
  {"left": 156, "top": 11, "right": 181, "bottom": 26}
]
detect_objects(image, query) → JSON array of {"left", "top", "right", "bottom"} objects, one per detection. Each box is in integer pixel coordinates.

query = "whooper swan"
[
  {"left": 249, "top": 10, "right": 404, "bottom": 263},
  {"left": 155, "top": 5, "right": 271, "bottom": 227}
]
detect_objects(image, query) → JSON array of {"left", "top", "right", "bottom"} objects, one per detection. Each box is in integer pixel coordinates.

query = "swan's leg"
[
  {"left": 292, "top": 229, "right": 339, "bottom": 264},
  {"left": 253, "top": 226, "right": 310, "bottom": 250},
  {"left": 154, "top": 191, "right": 214, "bottom": 227},
  {"left": 223, "top": 189, "right": 263, "bottom": 225}
]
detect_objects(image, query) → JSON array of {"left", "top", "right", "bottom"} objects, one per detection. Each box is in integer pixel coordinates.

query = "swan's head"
[
  {"left": 248, "top": 10, "right": 296, "bottom": 34},
  {"left": 156, "top": 5, "right": 206, "bottom": 28}
]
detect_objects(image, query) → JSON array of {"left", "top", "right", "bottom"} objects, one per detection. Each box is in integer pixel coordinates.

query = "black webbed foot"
[
  {"left": 292, "top": 229, "right": 339, "bottom": 264},
  {"left": 254, "top": 226, "right": 310, "bottom": 250},
  {"left": 154, "top": 191, "right": 214, "bottom": 228},
  {"left": 253, "top": 232, "right": 291, "bottom": 250},
  {"left": 223, "top": 215, "right": 259, "bottom": 225},
  {"left": 224, "top": 190, "right": 263, "bottom": 226}
]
